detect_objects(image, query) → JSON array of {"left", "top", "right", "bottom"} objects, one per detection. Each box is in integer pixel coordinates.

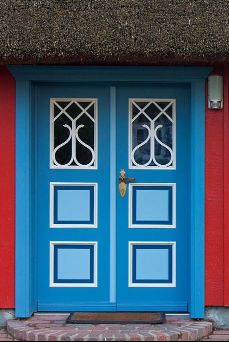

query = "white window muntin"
[
  {"left": 50, "top": 98, "right": 98, "bottom": 169},
  {"left": 129, "top": 98, "right": 176, "bottom": 170}
]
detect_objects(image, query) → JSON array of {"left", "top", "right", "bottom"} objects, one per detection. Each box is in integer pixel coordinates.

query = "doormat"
[{"left": 66, "top": 312, "right": 166, "bottom": 324}]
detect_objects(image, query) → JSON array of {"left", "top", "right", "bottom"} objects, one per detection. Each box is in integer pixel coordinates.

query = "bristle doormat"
[{"left": 67, "top": 312, "right": 165, "bottom": 324}]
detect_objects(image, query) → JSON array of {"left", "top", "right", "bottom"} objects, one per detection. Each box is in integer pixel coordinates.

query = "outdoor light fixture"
[{"left": 208, "top": 74, "right": 224, "bottom": 109}]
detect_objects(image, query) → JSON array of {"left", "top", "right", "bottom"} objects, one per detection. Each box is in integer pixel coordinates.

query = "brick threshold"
[{"left": 7, "top": 314, "right": 213, "bottom": 341}]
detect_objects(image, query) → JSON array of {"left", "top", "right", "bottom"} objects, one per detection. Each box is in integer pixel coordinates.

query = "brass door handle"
[{"left": 119, "top": 169, "right": 135, "bottom": 197}]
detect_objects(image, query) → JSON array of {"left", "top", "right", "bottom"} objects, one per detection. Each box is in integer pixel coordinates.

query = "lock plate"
[
  {"left": 119, "top": 169, "right": 135, "bottom": 198},
  {"left": 119, "top": 182, "right": 127, "bottom": 197}
]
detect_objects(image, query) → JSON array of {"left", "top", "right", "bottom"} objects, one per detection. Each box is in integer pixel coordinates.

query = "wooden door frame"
[{"left": 9, "top": 66, "right": 212, "bottom": 318}]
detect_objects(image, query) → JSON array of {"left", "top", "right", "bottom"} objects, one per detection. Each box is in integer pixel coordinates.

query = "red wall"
[
  {"left": 205, "top": 65, "right": 229, "bottom": 306},
  {"left": 0, "top": 65, "right": 228, "bottom": 308},
  {"left": 0, "top": 67, "right": 15, "bottom": 308},
  {"left": 223, "top": 65, "right": 229, "bottom": 306}
]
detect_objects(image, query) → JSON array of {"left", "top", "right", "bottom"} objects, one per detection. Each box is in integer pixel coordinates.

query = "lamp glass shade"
[{"left": 208, "top": 75, "right": 223, "bottom": 109}]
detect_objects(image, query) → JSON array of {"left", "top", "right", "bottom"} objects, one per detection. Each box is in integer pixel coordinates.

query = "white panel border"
[
  {"left": 50, "top": 182, "right": 98, "bottom": 228},
  {"left": 128, "top": 98, "right": 176, "bottom": 170},
  {"left": 128, "top": 241, "right": 176, "bottom": 288},
  {"left": 129, "top": 183, "right": 176, "bottom": 228},
  {"left": 50, "top": 98, "right": 98, "bottom": 170},
  {"left": 50, "top": 241, "right": 98, "bottom": 288}
]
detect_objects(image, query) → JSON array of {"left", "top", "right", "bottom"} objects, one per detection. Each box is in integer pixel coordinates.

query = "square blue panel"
[
  {"left": 54, "top": 244, "right": 94, "bottom": 283},
  {"left": 132, "top": 186, "right": 173, "bottom": 225},
  {"left": 132, "top": 244, "right": 173, "bottom": 283},
  {"left": 53, "top": 185, "right": 94, "bottom": 225}
]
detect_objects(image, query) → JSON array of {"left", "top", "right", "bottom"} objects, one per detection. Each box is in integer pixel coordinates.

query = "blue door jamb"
[{"left": 9, "top": 66, "right": 212, "bottom": 318}]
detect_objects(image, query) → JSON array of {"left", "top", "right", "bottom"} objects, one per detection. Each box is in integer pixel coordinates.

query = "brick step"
[
  {"left": 202, "top": 335, "right": 229, "bottom": 341},
  {"left": 202, "top": 339, "right": 229, "bottom": 341},
  {"left": 212, "top": 331, "right": 229, "bottom": 334},
  {"left": 7, "top": 314, "right": 213, "bottom": 341},
  {"left": 0, "top": 329, "right": 12, "bottom": 341}
]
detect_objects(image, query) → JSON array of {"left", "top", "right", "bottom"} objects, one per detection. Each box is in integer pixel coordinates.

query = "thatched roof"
[{"left": 0, "top": 0, "right": 228, "bottom": 65}]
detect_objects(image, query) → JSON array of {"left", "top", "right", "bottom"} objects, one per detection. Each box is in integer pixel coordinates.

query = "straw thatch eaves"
[{"left": 0, "top": 0, "right": 228, "bottom": 65}]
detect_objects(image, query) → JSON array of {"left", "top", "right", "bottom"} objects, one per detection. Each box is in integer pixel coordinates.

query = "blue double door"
[{"left": 36, "top": 83, "right": 190, "bottom": 312}]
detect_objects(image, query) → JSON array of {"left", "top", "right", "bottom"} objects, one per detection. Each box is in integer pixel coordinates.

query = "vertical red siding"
[
  {"left": 0, "top": 67, "right": 15, "bottom": 308},
  {"left": 205, "top": 65, "right": 229, "bottom": 306},
  {"left": 223, "top": 65, "right": 229, "bottom": 305}
]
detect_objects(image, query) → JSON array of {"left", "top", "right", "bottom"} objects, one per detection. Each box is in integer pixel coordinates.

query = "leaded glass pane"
[
  {"left": 51, "top": 99, "right": 97, "bottom": 168},
  {"left": 130, "top": 99, "right": 175, "bottom": 168}
]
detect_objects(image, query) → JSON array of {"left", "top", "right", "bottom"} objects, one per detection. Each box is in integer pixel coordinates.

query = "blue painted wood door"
[
  {"left": 116, "top": 85, "right": 190, "bottom": 312},
  {"left": 36, "top": 83, "right": 190, "bottom": 312},
  {"left": 36, "top": 85, "right": 114, "bottom": 311}
]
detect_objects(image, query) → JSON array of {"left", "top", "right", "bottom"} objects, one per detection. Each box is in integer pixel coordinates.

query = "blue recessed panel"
[
  {"left": 132, "top": 244, "right": 173, "bottom": 284},
  {"left": 53, "top": 185, "right": 94, "bottom": 225},
  {"left": 54, "top": 244, "right": 94, "bottom": 284},
  {"left": 132, "top": 186, "right": 173, "bottom": 225}
]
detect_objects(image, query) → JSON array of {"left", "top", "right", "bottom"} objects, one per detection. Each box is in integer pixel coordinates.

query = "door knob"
[{"left": 119, "top": 169, "right": 135, "bottom": 197}]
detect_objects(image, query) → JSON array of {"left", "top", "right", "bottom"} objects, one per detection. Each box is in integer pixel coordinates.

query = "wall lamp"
[{"left": 208, "top": 74, "right": 224, "bottom": 110}]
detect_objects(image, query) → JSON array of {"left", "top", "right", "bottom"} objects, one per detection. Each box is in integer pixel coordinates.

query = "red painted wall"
[
  {"left": 0, "top": 67, "right": 15, "bottom": 308},
  {"left": 0, "top": 65, "right": 228, "bottom": 308},
  {"left": 223, "top": 65, "right": 229, "bottom": 306},
  {"left": 205, "top": 65, "right": 229, "bottom": 306}
]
